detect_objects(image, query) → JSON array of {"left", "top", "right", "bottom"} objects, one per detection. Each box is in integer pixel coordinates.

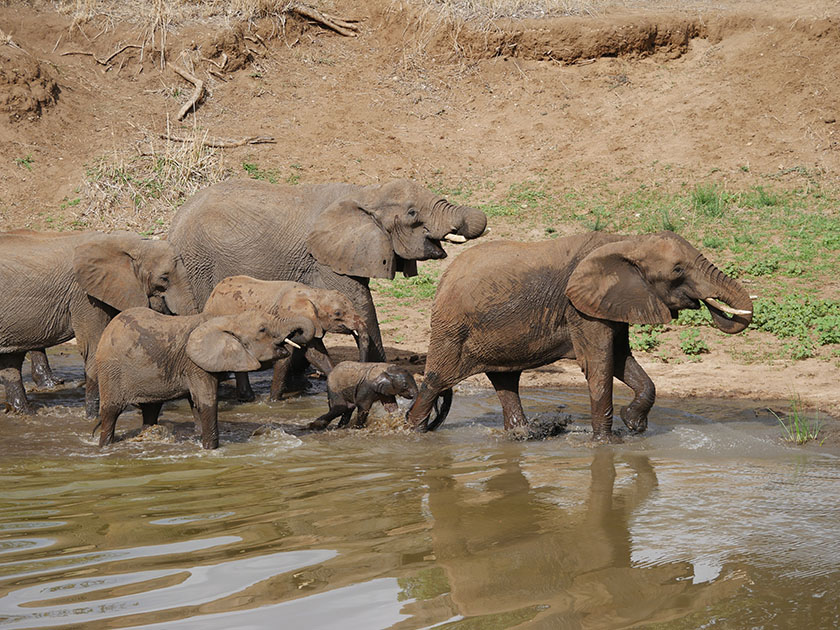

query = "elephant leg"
[
  {"left": 140, "top": 402, "right": 163, "bottom": 426},
  {"left": 83, "top": 361, "right": 99, "bottom": 420},
  {"left": 234, "top": 372, "right": 256, "bottom": 402},
  {"left": 336, "top": 406, "right": 357, "bottom": 428},
  {"left": 614, "top": 352, "right": 655, "bottom": 433},
  {"left": 486, "top": 371, "right": 527, "bottom": 430},
  {"left": 98, "top": 403, "right": 123, "bottom": 446},
  {"left": 29, "top": 349, "right": 64, "bottom": 388},
  {"left": 309, "top": 405, "right": 349, "bottom": 430},
  {"left": 316, "top": 272, "right": 386, "bottom": 362},
  {"left": 304, "top": 339, "right": 333, "bottom": 375},
  {"left": 189, "top": 375, "right": 220, "bottom": 449},
  {"left": 0, "top": 352, "right": 33, "bottom": 414},
  {"left": 269, "top": 356, "right": 292, "bottom": 401}
]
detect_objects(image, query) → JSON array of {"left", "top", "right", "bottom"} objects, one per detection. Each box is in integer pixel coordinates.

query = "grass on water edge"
[{"left": 771, "top": 395, "right": 823, "bottom": 445}]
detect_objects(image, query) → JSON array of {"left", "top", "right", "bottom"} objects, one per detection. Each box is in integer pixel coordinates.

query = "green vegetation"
[
  {"left": 242, "top": 161, "right": 303, "bottom": 185},
  {"left": 371, "top": 269, "right": 440, "bottom": 302},
  {"left": 679, "top": 329, "right": 709, "bottom": 356},
  {"left": 772, "top": 395, "right": 823, "bottom": 445},
  {"left": 629, "top": 325, "right": 662, "bottom": 352},
  {"left": 14, "top": 154, "right": 34, "bottom": 170}
]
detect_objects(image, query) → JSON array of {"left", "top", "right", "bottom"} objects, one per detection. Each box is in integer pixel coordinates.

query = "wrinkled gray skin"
[
  {"left": 95, "top": 308, "right": 315, "bottom": 449},
  {"left": 168, "top": 179, "right": 487, "bottom": 363},
  {"left": 308, "top": 361, "right": 418, "bottom": 430},
  {"left": 406, "top": 231, "right": 753, "bottom": 441},
  {"left": 204, "top": 276, "right": 369, "bottom": 401},
  {"left": 0, "top": 230, "right": 198, "bottom": 417},
  {"left": 27, "top": 349, "right": 64, "bottom": 389}
]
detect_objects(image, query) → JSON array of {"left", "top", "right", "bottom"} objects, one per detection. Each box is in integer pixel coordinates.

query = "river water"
[{"left": 1, "top": 351, "right": 838, "bottom": 629}]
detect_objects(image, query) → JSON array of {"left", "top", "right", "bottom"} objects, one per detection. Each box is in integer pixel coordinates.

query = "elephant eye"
[
  {"left": 407, "top": 207, "right": 418, "bottom": 217},
  {"left": 673, "top": 265, "right": 684, "bottom": 276},
  {"left": 334, "top": 310, "right": 343, "bottom": 318},
  {"left": 258, "top": 326, "right": 267, "bottom": 334}
]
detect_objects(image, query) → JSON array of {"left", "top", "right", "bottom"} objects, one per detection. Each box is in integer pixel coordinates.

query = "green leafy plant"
[
  {"left": 629, "top": 325, "right": 662, "bottom": 352},
  {"left": 691, "top": 183, "right": 728, "bottom": 218},
  {"left": 771, "top": 395, "right": 823, "bottom": 445},
  {"left": 679, "top": 329, "right": 709, "bottom": 355},
  {"left": 242, "top": 161, "right": 278, "bottom": 183},
  {"left": 14, "top": 154, "right": 34, "bottom": 170}
]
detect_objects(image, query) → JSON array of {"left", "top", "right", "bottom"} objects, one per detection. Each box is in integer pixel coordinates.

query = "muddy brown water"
[{"left": 1, "top": 349, "right": 839, "bottom": 629}]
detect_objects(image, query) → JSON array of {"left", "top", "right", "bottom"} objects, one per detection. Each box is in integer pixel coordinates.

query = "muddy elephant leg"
[
  {"left": 269, "top": 356, "right": 292, "bottom": 401},
  {"left": 140, "top": 402, "right": 163, "bottom": 426},
  {"left": 613, "top": 352, "right": 655, "bottom": 433},
  {"left": 336, "top": 406, "right": 358, "bottom": 428},
  {"left": 0, "top": 352, "right": 33, "bottom": 414},
  {"left": 405, "top": 366, "right": 458, "bottom": 431},
  {"left": 29, "top": 349, "right": 64, "bottom": 388},
  {"left": 234, "top": 372, "right": 256, "bottom": 402},
  {"left": 486, "top": 371, "right": 527, "bottom": 430},
  {"left": 309, "top": 404, "right": 350, "bottom": 430},
  {"left": 98, "top": 403, "right": 123, "bottom": 446},
  {"left": 188, "top": 376, "right": 220, "bottom": 449}
]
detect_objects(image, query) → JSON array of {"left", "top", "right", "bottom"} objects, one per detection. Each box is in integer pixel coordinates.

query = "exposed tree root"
[
  {"left": 172, "top": 65, "right": 205, "bottom": 120},
  {"left": 160, "top": 133, "right": 275, "bottom": 148},
  {"left": 60, "top": 44, "right": 142, "bottom": 66},
  {"left": 286, "top": 2, "right": 360, "bottom": 37}
]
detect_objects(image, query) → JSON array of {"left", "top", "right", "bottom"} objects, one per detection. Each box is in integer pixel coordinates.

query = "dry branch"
[
  {"left": 160, "top": 133, "right": 275, "bottom": 148},
  {"left": 172, "top": 65, "right": 205, "bottom": 120},
  {"left": 287, "top": 2, "right": 360, "bottom": 37},
  {"left": 60, "top": 44, "right": 142, "bottom": 65}
]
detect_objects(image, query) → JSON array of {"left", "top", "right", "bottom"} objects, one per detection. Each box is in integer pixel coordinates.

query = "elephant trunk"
[
  {"left": 352, "top": 318, "right": 370, "bottom": 362},
  {"left": 695, "top": 255, "right": 753, "bottom": 334},
  {"left": 282, "top": 315, "right": 317, "bottom": 348},
  {"left": 163, "top": 258, "right": 199, "bottom": 315},
  {"left": 429, "top": 199, "right": 487, "bottom": 241}
]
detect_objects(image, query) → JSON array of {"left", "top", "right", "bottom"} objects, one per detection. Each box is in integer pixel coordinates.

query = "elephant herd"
[{"left": 0, "top": 178, "right": 754, "bottom": 448}]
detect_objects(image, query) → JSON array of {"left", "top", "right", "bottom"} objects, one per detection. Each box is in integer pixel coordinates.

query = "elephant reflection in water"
[{"left": 401, "top": 450, "right": 745, "bottom": 628}]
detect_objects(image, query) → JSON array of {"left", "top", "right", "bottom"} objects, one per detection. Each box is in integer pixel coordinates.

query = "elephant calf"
[
  {"left": 308, "top": 362, "right": 418, "bottom": 430},
  {"left": 203, "top": 275, "right": 369, "bottom": 401},
  {"left": 95, "top": 308, "right": 314, "bottom": 449}
]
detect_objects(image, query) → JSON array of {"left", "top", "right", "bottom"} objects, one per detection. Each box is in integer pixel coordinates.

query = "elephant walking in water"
[
  {"left": 405, "top": 231, "right": 753, "bottom": 440},
  {"left": 0, "top": 230, "right": 198, "bottom": 416},
  {"left": 168, "top": 179, "right": 487, "bottom": 363}
]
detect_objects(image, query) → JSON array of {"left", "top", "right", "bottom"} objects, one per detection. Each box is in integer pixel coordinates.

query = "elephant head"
[
  {"left": 372, "top": 366, "right": 419, "bottom": 400},
  {"left": 186, "top": 311, "right": 316, "bottom": 373},
  {"left": 73, "top": 233, "right": 198, "bottom": 315},
  {"left": 565, "top": 231, "right": 753, "bottom": 333},
  {"left": 307, "top": 179, "right": 487, "bottom": 279},
  {"left": 279, "top": 286, "right": 370, "bottom": 360}
]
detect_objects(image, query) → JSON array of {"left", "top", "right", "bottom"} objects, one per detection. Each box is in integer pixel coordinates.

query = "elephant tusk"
[
  {"left": 284, "top": 338, "right": 302, "bottom": 349},
  {"left": 351, "top": 330, "right": 359, "bottom": 338},
  {"left": 704, "top": 298, "right": 752, "bottom": 316},
  {"left": 444, "top": 233, "right": 468, "bottom": 243}
]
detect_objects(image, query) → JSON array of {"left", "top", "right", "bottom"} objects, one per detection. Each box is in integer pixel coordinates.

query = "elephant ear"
[
  {"left": 278, "top": 291, "right": 325, "bottom": 338},
  {"left": 565, "top": 240, "right": 672, "bottom": 325},
  {"left": 370, "top": 369, "right": 395, "bottom": 395},
  {"left": 186, "top": 318, "right": 262, "bottom": 373},
  {"left": 307, "top": 200, "right": 396, "bottom": 279},
  {"left": 73, "top": 235, "right": 148, "bottom": 312}
]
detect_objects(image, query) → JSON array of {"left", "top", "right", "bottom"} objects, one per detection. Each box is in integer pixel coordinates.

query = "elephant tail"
[
  {"left": 423, "top": 389, "right": 453, "bottom": 432},
  {"left": 90, "top": 418, "right": 102, "bottom": 438}
]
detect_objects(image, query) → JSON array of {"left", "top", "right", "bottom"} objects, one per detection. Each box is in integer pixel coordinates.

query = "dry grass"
[{"left": 73, "top": 129, "right": 229, "bottom": 233}]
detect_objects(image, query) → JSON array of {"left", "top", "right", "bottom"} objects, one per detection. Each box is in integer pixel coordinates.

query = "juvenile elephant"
[
  {"left": 95, "top": 308, "right": 315, "bottom": 449},
  {"left": 168, "top": 179, "right": 488, "bottom": 362},
  {"left": 0, "top": 230, "right": 197, "bottom": 416},
  {"left": 204, "top": 275, "right": 369, "bottom": 401},
  {"left": 405, "top": 231, "right": 753, "bottom": 440},
  {"left": 308, "top": 361, "right": 418, "bottom": 430}
]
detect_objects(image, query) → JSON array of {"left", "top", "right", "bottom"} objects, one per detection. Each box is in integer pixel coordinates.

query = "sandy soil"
[{"left": 1, "top": 1, "right": 838, "bottom": 431}]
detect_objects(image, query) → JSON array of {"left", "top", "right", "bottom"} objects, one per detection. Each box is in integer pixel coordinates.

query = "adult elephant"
[
  {"left": 405, "top": 231, "right": 753, "bottom": 440},
  {"left": 0, "top": 230, "right": 197, "bottom": 416},
  {"left": 168, "top": 179, "right": 487, "bottom": 362}
]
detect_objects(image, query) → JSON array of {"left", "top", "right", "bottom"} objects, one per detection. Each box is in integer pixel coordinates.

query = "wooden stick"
[
  {"left": 172, "top": 65, "right": 205, "bottom": 121},
  {"left": 160, "top": 133, "right": 275, "bottom": 148},
  {"left": 288, "top": 2, "right": 360, "bottom": 37},
  {"left": 60, "top": 44, "right": 142, "bottom": 66}
]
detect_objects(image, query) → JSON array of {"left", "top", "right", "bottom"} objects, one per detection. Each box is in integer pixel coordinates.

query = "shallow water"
[{"left": 1, "top": 351, "right": 839, "bottom": 629}]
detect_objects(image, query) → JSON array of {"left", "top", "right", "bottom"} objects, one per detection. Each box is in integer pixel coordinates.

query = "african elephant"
[
  {"left": 27, "top": 349, "right": 64, "bottom": 389},
  {"left": 308, "top": 361, "right": 418, "bottom": 430},
  {"left": 0, "top": 230, "right": 198, "bottom": 416},
  {"left": 95, "top": 308, "right": 315, "bottom": 449},
  {"left": 203, "top": 275, "right": 369, "bottom": 401},
  {"left": 168, "top": 179, "right": 488, "bottom": 362},
  {"left": 405, "top": 231, "right": 753, "bottom": 440}
]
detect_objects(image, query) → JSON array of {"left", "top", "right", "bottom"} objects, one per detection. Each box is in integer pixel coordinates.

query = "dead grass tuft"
[{"left": 74, "top": 129, "right": 229, "bottom": 233}]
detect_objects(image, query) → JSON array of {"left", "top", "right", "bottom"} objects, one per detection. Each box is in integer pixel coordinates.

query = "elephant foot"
[
  {"left": 32, "top": 374, "right": 64, "bottom": 389},
  {"left": 592, "top": 431, "right": 623, "bottom": 444},
  {"left": 620, "top": 405, "right": 649, "bottom": 433},
  {"left": 4, "top": 400, "right": 36, "bottom": 416},
  {"left": 307, "top": 418, "right": 331, "bottom": 431},
  {"left": 236, "top": 389, "right": 257, "bottom": 403}
]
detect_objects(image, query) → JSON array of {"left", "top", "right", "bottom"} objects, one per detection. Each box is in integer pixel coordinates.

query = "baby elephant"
[
  {"left": 204, "top": 276, "right": 369, "bottom": 401},
  {"left": 308, "top": 362, "right": 418, "bottom": 430},
  {"left": 95, "top": 308, "right": 314, "bottom": 449}
]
